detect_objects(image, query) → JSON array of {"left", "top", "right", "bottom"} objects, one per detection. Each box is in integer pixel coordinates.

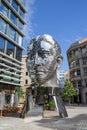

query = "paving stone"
[{"left": 0, "top": 105, "right": 87, "bottom": 130}]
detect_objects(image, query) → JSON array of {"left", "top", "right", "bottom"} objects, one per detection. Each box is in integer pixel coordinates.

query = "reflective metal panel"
[{"left": 27, "top": 34, "right": 63, "bottom": 88}]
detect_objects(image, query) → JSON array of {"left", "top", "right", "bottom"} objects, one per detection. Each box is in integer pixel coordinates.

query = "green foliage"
[
  {"left": 49, "top": 100, "right": 55, "bottom": 108},
  {"left": 62, "top": 80, "right": 78, "bottom": 98},
  {"left": 62, "top": 80, "right": 78, "bottom": 105},
  {"left": 15, "top": 87, "right": 24, "bottom": 98}
]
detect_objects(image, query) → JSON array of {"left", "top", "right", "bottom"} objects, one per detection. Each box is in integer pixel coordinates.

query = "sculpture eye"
[{"left": 38, "top": 50, "right": 45, "bottom": 58}]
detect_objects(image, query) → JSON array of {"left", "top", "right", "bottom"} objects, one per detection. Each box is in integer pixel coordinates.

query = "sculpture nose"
[{"left": 34, "top": 53, "right": 41, "bottom": 65}]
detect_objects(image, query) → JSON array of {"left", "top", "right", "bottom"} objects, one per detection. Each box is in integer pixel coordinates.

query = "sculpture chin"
[
  {"left": 31, "top": 73, "right": 49, "bottom": 83},
  {"left": 30, "top": 70, "right": 56, "bottom": 85}
]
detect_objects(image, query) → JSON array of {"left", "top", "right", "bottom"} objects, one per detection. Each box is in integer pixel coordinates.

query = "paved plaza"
[{"left": 0, "top": 105, "right": 87, "bottom": 130}]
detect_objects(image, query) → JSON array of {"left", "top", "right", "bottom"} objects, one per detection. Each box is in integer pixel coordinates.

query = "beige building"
[
  {"left": 67, "top": 38, "right": 87, "bottom": 104},
  {"left": 21, "top": 55, "right": 31, "bottom": 91},
  {"left": 64, "top": 70, "right": 70, "bottom": 81}
]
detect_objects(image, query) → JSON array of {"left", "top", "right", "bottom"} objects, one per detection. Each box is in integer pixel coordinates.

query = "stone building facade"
[
  {"left": 67, "top": 38, "right": 87, "bottom": 104},
  {"left": 20, "top": 55, "right": 31, "bottom": 91}
]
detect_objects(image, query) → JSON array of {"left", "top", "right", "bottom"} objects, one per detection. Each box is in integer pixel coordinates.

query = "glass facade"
[
  {"left": 12, "top": 0, "right": 18, "bottom": 11},
  {"left": 19, "top": 7, "right": 25, "bottom": 18},
  {"left": 0, "top": 0, "right": 26, "bottom": 86},
  {"left": 0, "top": 18, "right": 7, "bottom": 34},
  {"left": 6, "top": 41, "right": 15, "bottom": 58},
  {"left": 18, "top": 20, "right": 24, "bottom": 30},
  {"left": 8, "top": 26, "right": 16, "bottom": 40},
  {"left": 0, "top": 36, "right": 5, "bottom": 52},
  {"left": 0, "top": 1, "right": 9, "bottom": 17},
  {"left": 10, "top": 11, "right": 17, "bottom": 25},
  {"left": 17, "top": 34, "right": 23, "bottom": 46},
  {"left": 16, "top": 47, "right": 22, "bottom": 61}
]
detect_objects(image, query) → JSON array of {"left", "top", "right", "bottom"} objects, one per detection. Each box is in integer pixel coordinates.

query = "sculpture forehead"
[
  {"left": 29, "top": 41, "right": 53, "bottom": 50},
  {"left": 29, "top": 39, "right": 55, "bottom": 52},
  {"left": 27, "top": 34, "right": 60, "bottom": 55}
]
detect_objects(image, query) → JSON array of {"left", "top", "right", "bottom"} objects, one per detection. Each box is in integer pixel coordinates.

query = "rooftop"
[{"left": 70, "top": 37, "right": 87, "bottom": 48}]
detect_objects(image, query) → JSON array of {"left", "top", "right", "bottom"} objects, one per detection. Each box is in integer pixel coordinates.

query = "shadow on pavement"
[
  {"left": 3, "top": 113, "right": 21, "bottom": 118},
  {"left": 35, "top": 114, "right": 87, "bottom": 129}
]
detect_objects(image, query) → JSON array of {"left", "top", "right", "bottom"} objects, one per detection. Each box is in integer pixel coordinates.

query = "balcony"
[
  {"left": 70, "top": 76, "right": 81, "bottom": 81},
  {"left": 68, "top": 55, "right": 81, "bottom": 63},
  {"left": 70, "top": 66, "right": 80, "bottom": 71},
  {"left": 82, "top": 53, "right": 87, "bottom": 58}
]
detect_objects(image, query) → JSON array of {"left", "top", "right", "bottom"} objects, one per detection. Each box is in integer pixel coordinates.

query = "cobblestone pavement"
[{"left": 0, "top": 105, "right": 87, "bottom": 130}]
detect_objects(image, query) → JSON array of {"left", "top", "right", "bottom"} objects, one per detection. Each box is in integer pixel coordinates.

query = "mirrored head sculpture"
[{"left": 27, "top": 34, "right": 63, "bottom": 88}]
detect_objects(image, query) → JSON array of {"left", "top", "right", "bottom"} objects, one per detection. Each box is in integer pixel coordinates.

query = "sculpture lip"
[
  {"left": 30, "top": 70, "right": 45, "bottom": 73},
  {"left": 34, "top": 68, "right": 45, "bottom": 72},
  {"left": 37, "top": 71, "right": 45, "bottom": 74}
]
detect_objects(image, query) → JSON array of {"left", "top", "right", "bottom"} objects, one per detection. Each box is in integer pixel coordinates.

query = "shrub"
[{"left": 49, "top": 100, "right": 55, "bottom": 108}]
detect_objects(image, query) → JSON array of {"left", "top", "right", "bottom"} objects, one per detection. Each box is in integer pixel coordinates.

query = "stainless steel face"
[{"left": 27, "top": 34, "right": 63, "bottom": 86}]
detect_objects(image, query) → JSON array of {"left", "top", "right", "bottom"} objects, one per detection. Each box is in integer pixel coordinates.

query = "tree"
[
  {"left": 15, "top": 87, "right": 25, "bottom": 99},
  {"left": 62, "top": 80, "right": 78, "bottom": 105}
]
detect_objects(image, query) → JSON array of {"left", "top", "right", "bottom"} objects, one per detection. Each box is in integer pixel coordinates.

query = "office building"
[
  {"left": 0, "top": 0, "right": 26, "bottom": 91},
  {"left": 57, "top": 70, "right": 69, "bottom": 88},
  {"left": 67, "top": 38, "right": 87, "bottom": 104}
]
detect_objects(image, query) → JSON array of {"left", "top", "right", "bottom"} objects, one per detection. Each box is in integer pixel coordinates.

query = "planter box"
[{"left": 49, "top": 107, "right": 55, "bottom": 111}]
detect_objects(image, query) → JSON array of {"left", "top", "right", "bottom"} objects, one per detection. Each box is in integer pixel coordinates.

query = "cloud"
[
  {"left": 23, "top": 0, "right": 35, "bottom": 53},
  {"left": 24, "top": 0, "right": 35, "bottom": 39}
]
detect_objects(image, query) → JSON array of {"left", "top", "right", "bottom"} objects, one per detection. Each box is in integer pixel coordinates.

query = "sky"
[{"left": 23, "top": 0, "right": 87, "bottom": 70}]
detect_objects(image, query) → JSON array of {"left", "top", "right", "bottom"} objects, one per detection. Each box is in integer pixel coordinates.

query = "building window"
[
  {"left": 6, "top": 41, "right": 15, "bottom": 58},
  {"left": 0, "top": 36, "right": 5, "bottom": 53},
  {"left": 25, "top": 80, "right": 28, "bottom": 84},
  {"left": 18, "top": 20, "right": 24, "bottom": 30},
  {"left": 77, "top": 69, "right": 80, "bottom": 76},
  {"left": 16, "top": 71, "right": 21, "bottom": 75},
  {"left": 10, "top": 11, "right": 17, "bottom": 25},
  {"left": 16, "top": 47, "right": 22, "bottom": 61},
  {"left": 8, "top": 26, "right": 16, "bottom": 40},
  {"left": 12, "top": 0, "right": 18, "bottom": 11},
  {"left": 84, "top": 67, "right": 87, "bottom": 76},
  {"left": 83, "top": 58, "right": 87, "bottom": 65},
  {"left": 17, "top": 33, "right": 23, "bottom": 46},
  {"left": 0, "top": 18, "right": 7, "bottom": 34},
  {"left": 26, "top": 72, "right": 28, "bottom": 75},
  {"left": 19, "top": 7, "right": 25, "bottom": 18},
  {"left": 5, "top": 93, "right": 11, "bottom": 104},
  {"left": 0, "top": 1, "right": 9, "bottom": 17},
  {"left": 78, "top": 81, "right": 82, "bottom": 87},
  {"left": 75, "top": 50, "right": 80, "bottom": 56},
  {"left": 76, "top": 60, "right": 79, "bottom": 66},
  {"left": 82, "top": 47, "right": 86, "bottom": 54},
  {"left": 74, "top": 69, "right": 80, "bottom": 76},
  {"left": 70, "top": 60, "right": 79, "bottom": 68}
]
